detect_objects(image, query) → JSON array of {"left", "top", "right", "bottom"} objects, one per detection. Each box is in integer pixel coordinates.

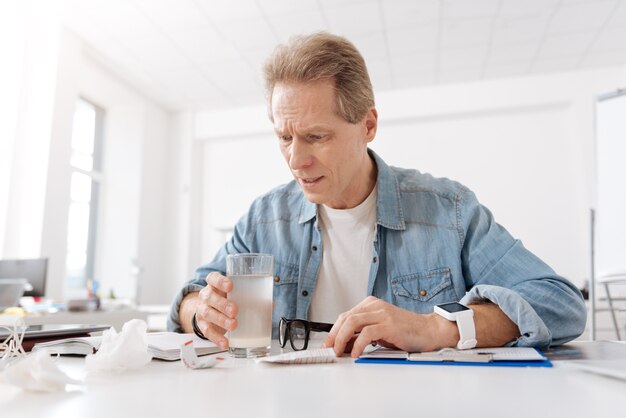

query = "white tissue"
[
  {"left": 2, "top": 350, "right": 81, "bottom": 392},
  {"left": 85, "top": 319, "right": 153, "bottom": 373}
]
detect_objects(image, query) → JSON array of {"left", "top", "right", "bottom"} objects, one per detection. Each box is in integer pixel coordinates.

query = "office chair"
[{"left": 597, "top": 269, "right": 626, "bottom": 340}]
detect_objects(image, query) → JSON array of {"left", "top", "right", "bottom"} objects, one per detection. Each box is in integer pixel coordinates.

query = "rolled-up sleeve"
[
  {"left": 458, "top": 189, "right": 586, "bottom": 347},
  {"left": 167, "top": 282, "right": 206, "bottom": 333}
]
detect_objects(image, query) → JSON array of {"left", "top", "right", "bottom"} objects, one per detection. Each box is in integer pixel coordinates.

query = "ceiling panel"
[
  {"left": 218, "top": 18, "right": 278, "bottom": 51},
  {"left": 442, "top": 0, "right": 501, "bottom": 20},
  {"left": 386, "top": 24, "right": 439, "bottom": 55},
  {"left": 441, "top": 18, "right": 494, "bottom": 48},
  {"left": 581, "top": 47, "right": 626, "bottom": 67},
  {"left": 498, "top": 0, "right": 559, "bottom": 19},
  {"left": 591, "top": 27, "right": 626, "bottom": 51},
  {"left": 608, "top": 0, "right": 626, "bottom": 25},
  {"left": 268, "top": 11, "right": 327, "bottom": 42},
  {"left": 488, "top": 43, "right": 538, "bottom": 66},
  {"left": 47, "top": 0, "right": 626, "bottom": 112},
  {"left": 491, "top": 16, "right": 550, "bottom": 45},
  {"left": 537, "top": 32, "right": 598, "bottom": 58},
  {"left": 324, "top": 0, "right": 383, "bottom": 38},
  {"left": 483, "top": 62, "right": 527, "bottom": 78},
  {"left": 134, "top": 0, "right": 209, "bottom": 34},
  {"left": 194, "top": 0, "right": 262, "bottom": 22},
  {"left": 531, "top": 55, "right": 582, "bottom": 73},
  {"left": 258, "top": 0, "right": 319, "bottom": 16},
  {"left": 547, "top": 0, "right": 618, "bottom": 34},
  {"left": 380, "top": 0, "right": 440, "bottom": 28},
  {"left": 439, "top": 46, "right": 489, "bottom": 71}
]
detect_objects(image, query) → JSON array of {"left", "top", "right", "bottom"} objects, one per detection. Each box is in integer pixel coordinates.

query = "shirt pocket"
[
  {"left": 390, "top": 267, "right": 456, "bottom": 313},
  {"left": 272, "top": 261, "right": 299, "bottom": 329}
]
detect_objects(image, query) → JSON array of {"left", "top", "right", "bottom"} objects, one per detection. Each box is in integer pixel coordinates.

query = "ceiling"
[{"left": 47, "top": 0, "right": 626, "bottom": 111}]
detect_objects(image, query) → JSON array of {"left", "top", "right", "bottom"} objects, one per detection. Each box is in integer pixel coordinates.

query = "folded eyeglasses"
[{"left": 278, "top": 317, "right": 334, "bottom": 351}]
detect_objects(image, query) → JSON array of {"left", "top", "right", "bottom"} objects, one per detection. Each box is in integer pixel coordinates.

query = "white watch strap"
[{"left": 455, "top": 310, "right": 477, "bottom": 350}]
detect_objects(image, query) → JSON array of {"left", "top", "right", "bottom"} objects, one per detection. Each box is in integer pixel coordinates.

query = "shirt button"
[
  {"left": 311, "top": 245, "right": 318, "bottom": 251},
  {"left": 302, "top": 290, "right": 309, "bottom": 297},
  {"left": 274, "top": 276, "right": 280, "bottom": 283},
  {"left": 372, "top": 256, "right": 378, "bottom": 263},
  {"left": 419, "top": 289, "right": 427, "bottom": 297}
]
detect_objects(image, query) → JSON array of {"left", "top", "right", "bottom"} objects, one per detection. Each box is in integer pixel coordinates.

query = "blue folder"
[{"left": 354, "top": 357, "right": 553, "bottom": 367}]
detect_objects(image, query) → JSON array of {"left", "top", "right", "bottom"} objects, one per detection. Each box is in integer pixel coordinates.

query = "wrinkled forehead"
[{"left": 271, "top": 80, "right": 338, "bottom": 118}]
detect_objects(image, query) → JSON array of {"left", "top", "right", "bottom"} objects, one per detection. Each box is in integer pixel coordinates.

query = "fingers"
[
  {"left": 197, "top": 303, "right": 238, "bottom": 332},
  {"left": 324, "top": 296, "right": 380, "bottom": 354},
  {"left": 206, "top": 271, "right": 233, "bottom": 295},
  {"left": 323, "top": 313, "right": 347, "bottom": 353},
  {"left": 349, "top": 324, "right": 387, "bottom": 358},
  {"left": 198, "top": 272, "right": 238, "bottom": 318},
  {"left": 195, "top": 314, "right": 229, "bottom": 349},
  {"left": 195, "top": 272, "right": 238, "bottom": 349},
  {"left": 331, "top": 310, "right": 385, "bottom": 357},
  {"left": 204, "top": 287, "right": 238, "bottom": 318}
]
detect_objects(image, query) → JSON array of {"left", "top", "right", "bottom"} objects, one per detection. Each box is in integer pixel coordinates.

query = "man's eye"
[
  {"left": 280, "top": 135, "right": 292, "bottom": 142},
  {"left": 308, "top": 135, "right": 323, "bottom": 141}
]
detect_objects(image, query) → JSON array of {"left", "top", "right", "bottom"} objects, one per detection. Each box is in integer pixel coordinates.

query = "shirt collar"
[
  {"left": 371, "top": 149, "right": 405, "bottom": 230},
  {"left": 297, "top": 149, "right": 406, "bottom": 230}
]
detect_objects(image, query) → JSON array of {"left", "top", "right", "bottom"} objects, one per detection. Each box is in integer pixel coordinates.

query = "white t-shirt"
[{"left": 308, "top": 186, "right": 377, "bottom": 323}]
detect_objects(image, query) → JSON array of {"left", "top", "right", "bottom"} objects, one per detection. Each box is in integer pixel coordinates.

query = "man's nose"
[{"left": 289, "top": 138, "right": 313, "bottom": 170}]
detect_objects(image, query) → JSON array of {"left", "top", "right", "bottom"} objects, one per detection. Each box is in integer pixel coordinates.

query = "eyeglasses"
[{"left": 279, "top": 317, "right": 334, "bottom": 351}]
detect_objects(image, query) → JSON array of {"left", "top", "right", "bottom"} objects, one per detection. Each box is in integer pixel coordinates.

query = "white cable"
[{"left": 0, "top": 315, "right": 26, "bottom": 370}]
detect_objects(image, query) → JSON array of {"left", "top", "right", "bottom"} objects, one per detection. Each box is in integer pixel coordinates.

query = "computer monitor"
[{"left": 0, "top": 258, "right": 48, "bottom": 297}]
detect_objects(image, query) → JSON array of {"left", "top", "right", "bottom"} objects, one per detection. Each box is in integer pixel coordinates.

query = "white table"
[{"left": 1, "top": 341, "right": 624, "bottom": 418}]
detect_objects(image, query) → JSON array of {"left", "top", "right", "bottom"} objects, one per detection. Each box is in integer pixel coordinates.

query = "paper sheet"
[
  {"left": 256, "top": 347, "right": 337, "bottom": 364},
  {"left": 454, "top": 347, "right": 546, "bottom": 361},
  {"left": 363, "top": 346, "right": 546, "bottom": 362},
  {"left": 180, "top": 340, "right": 221, "bottom": 369}
]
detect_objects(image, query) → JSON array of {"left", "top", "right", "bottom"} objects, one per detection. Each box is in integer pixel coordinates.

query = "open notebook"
[{"left": 32, "top": 332, "right": 225, "bottom": 361}]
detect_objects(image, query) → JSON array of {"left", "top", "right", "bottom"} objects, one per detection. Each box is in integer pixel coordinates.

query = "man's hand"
[
  {"left": 188, "top": 272, "right": 239, "bottom": 349},
  {"left": 323, "top": 296, "right": 458, "bottom": 358}
]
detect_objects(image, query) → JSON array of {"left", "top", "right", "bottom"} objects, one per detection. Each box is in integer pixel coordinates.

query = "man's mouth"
[{"left": 301, "top": 176, "right": 323, "bottom": 184}]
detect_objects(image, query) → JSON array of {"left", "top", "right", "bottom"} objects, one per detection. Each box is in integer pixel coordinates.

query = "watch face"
[{"left": 438, "top": 302, "right": 469, "bottom": 313}]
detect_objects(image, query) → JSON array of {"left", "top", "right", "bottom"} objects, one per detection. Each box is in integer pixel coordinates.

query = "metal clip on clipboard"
[{"left": 408, "top": 348, "right": 493, "bottom": 363}]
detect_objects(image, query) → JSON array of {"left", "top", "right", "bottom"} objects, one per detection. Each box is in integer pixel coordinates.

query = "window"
[{"left": 66, "top": 98, "right": 104, "bottom": 290}]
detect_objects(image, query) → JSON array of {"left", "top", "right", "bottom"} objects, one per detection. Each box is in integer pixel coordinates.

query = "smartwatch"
[{"left": 434, "top": 302, "right": 477, "bottom": 350}]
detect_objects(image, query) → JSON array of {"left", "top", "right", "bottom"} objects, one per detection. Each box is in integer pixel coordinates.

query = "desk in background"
[
  {"left": 0, "top": 341, "right": 624, "bottom": 418},
  {"left": 23, "top": 308, "right": 149, "bottom": 331}
]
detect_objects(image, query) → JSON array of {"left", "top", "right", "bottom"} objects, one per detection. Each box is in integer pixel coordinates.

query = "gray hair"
[{"left": 263, "top": 32, "right": 375, "bottom": 124}]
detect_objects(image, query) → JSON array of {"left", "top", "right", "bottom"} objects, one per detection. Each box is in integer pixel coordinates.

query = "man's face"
[{"left": 271, "top": 80, "right": 377, "bottom": 209}]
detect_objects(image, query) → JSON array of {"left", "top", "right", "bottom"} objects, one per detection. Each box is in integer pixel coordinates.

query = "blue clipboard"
[{"left": 354, "top": 357, "right": 553, "bottom": 367}]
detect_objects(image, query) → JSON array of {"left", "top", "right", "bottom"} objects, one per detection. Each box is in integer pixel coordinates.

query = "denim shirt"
[{"left": 167, "top": 150, "right": 586, "bottom": 347}]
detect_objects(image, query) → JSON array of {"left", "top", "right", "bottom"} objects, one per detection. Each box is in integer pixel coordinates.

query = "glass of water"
[{"left": 226, "top": 253, "right": 274, "bottom": 358}]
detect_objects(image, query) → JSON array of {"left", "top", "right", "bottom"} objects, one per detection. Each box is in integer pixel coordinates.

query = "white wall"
[
  {"left": 596, "top": 93, "right": 626, "bottom": 275},
  {"left": 75, "top": 51, "right": 173, "bottom": 304},
  {"left": 2, "top": 13, "right": 176, "bottom": 304},
  {"left": 1, "top": 7, "right": 60, "bottom": 260},
  {"left": 40, "top": 27, "right": 82, "bottom": 301},
  {"left": 161, "top": 112, "right": 197, "bottom": 301},
  {"left": 192, "top": 66, "right": 626, "bottom": 288},
  {"left": 0, "top": 4, "right": 25, "bottom": 257}
]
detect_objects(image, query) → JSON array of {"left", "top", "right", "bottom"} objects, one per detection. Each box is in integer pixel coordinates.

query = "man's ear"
[{"left": 364, "top": 108, "right": 378, "bottom": 143}]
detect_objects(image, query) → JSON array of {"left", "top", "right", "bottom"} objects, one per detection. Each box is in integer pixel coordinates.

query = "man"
[{"left": 167, "top": 32, "right": 586, "bottom": 358}]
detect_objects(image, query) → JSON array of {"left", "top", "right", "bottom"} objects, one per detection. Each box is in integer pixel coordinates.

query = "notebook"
[
  {"left": 32, "top": 332, "right": 225, "bottom": 361},
  {"left": 0, "top": 324, "right": 112, "bottom": 351}
]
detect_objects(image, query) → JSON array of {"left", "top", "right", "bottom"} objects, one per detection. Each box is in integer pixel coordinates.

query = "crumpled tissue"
[
  {"left": 85, "top": 319, "right": 153, "bottom": 373},
  {"left": 1, "top": 350, "right": 81, "bottom": 392}
]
